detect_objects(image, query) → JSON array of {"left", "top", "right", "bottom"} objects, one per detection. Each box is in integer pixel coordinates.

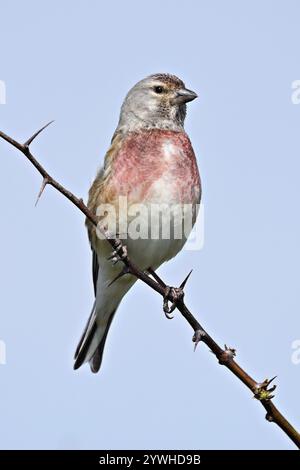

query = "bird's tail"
[{"left": 73, "top": 302, "right": 117, "bottom": 373}]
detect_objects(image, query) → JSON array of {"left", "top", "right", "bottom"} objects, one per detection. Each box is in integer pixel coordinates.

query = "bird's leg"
[
  {"left": 147, "top": 267, "right": 175, "bottom": 319},
  {"left": 162, "top": 286, "right": 184, "bottom": 319},
  {"left": 147, "top": 267, "right": 177, "bottom": 319},
  {"left": 107, "top": 239, "right": 128, "bottom": 265},
  {"left": 147, "top": 268, "right": 192, "bottom": 320}
]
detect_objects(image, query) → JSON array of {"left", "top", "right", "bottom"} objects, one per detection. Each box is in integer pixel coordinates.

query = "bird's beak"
[{"left": 174, "top": 88, "right": 198, "bottom": 104}]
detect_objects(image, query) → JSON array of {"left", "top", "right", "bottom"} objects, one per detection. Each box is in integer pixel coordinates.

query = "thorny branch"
[{"left": 0, "top": 122, "right": 299, "bottom": 449}]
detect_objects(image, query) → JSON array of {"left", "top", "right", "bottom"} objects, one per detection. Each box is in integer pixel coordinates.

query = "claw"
[
  {"left": 107, "top": 243, "right": 128, "bottom": 264},
  {"left": 163, "top": 287, "right": 174, "bottom": 319},
  {"left": 165, "top": 311, "right": 174, "bottom": 320},
  {"left": 107, "top": 251, "right": 119, "bottom": 263}
]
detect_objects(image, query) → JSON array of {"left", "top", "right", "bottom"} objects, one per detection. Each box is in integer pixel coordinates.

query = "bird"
[{"left": 74, "top": 73, "right": 201, "bottom": 373}]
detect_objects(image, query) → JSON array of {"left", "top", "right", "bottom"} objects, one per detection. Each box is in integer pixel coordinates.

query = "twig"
[{"left": 0, "top": 123, "right": 299, "bottom": 449}]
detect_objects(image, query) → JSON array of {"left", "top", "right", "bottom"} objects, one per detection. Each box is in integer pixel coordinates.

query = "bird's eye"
[{"left": 154, "top": 86, "right": 164, "bottom": 94}]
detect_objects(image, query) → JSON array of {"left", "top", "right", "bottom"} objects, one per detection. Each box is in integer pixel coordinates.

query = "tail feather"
[
  {"left": 74, "top": 301, "right": 96, "bottom": 360},
  {"left": 73, "top": 302, "right": 97, "bottom": 370},
  {"left": 89, "top": 311, "right": 115, "bottom": 373},
  {"left": 74, "top": 306, "right": 116, "bottom": 372}
]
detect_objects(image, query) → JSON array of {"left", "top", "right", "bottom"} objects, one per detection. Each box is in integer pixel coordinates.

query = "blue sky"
[{"left": 0, "top": 0, "right": 299, "bottom": 449}]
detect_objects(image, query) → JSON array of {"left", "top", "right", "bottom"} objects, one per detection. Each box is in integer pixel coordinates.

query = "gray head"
[{"left": 116, "top": 73, "right": 197, "bottom": 133}]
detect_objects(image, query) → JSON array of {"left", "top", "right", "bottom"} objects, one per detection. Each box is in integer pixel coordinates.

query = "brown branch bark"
[{"left": 0, "top": 122, "right": 299, "bottom": 449}]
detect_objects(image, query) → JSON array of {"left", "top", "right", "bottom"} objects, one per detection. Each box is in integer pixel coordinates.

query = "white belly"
[{"left": 123, "top": 200, "right": 193, "bottom": 270}]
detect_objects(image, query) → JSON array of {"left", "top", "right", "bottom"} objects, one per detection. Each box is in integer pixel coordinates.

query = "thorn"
[
  {"left": 147, "top": 267, "right": 166, "bottom": 288},
  {"left": 179, "top": 270, "right": 193, "bottom": 290},
  {"left": 265, "top": 413, "right": 274, "bottom": 422},
  {"left": 218, "top": 344, "right": 236, "bottom": 364},
  {"left": 107, "top": 266, "right": 130, "bottom": 287},
  {"left": 224, "top": 344, "right": 237, "bottom": 357},
  {"left": 193, "top": 329, "right": 205, "bottom": 351},
  {"left": 35, "top": 177, "right": 48, "bottom": 206},
  {"left": 268, "top": 376, "right": 277, "bottom": 385},
  {"left": 253, "top": 376, "right": 278, "bottom": 401},
  {"left": 24, "top": 120, "right": 54, "bottom": 147}
]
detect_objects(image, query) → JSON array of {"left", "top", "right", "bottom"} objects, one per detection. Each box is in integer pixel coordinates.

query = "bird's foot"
[
  {"left": 107, "top": 240, "right": 128, "bottom": 265},
  {"left": 147, "top": 267, "right": 193, "bottom": 319},
  {"left": 253, "top": 376, "right": 277, "bottom": 401},
  {"left": 163, "top": 286, "right": 185, "bottom": 319}
]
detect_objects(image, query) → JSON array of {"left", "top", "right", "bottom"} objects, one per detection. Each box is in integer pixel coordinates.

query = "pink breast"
[{"left": 109, "top": 129, "right": 201, "bottom": 204}]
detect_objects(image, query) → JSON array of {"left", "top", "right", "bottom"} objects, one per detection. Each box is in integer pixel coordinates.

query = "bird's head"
[{"left": 117, "top": 73, "right": 197, "bottom": 133}]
